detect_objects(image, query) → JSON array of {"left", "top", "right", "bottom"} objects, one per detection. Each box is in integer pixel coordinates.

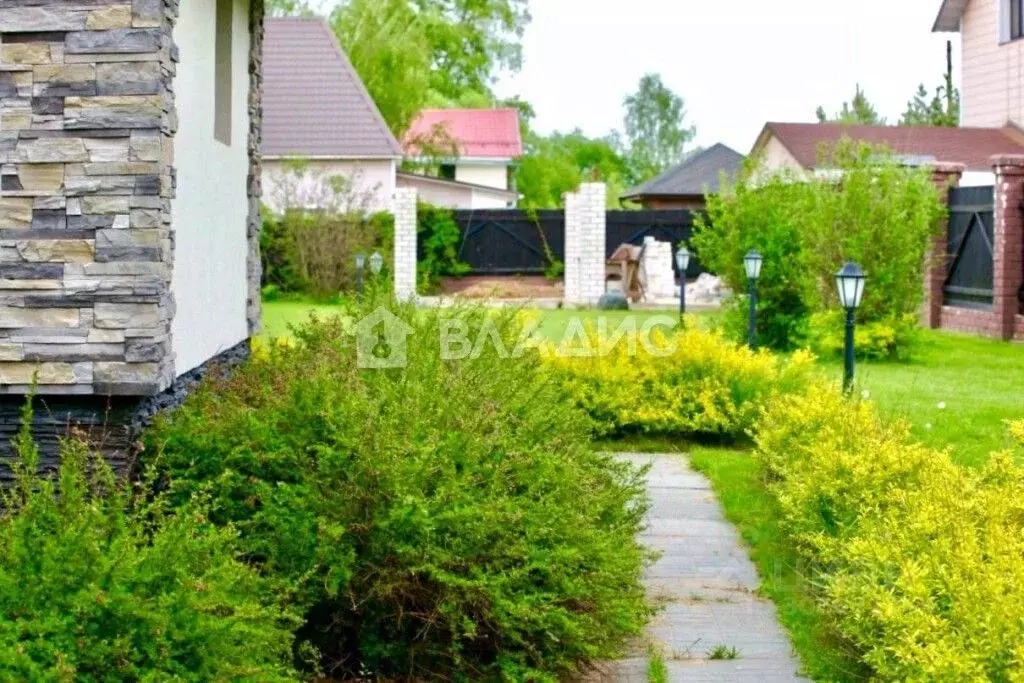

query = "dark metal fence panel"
[
  {"left": 944, "top": 186, "right": 995, "bottom": 309},
  {"left": 452, "top": 210, "right": 564, "bottom": 274},
  {"left": 606, "top": 210, "right": 707, "bottom": 278},
  {"left": 450, "top": 208, "right": 710, "bottom": 277}
]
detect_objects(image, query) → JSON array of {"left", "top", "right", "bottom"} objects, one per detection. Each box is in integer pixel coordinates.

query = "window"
[
  {"left": 214, "top": 0, "right": 232, "bottom": 144},
  {"left": 439, "top": 164, "right": 456, "bottom": 181},
  {"left": 1001, "top": 0, "right": 1024, "bottom": 42}
]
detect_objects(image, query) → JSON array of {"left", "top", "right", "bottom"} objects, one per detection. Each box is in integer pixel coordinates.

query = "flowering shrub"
[
  {"left": 804, "top": 311, "right": 922, "bottom": 361},
  {"left": 147, "top": 303, "right": 651, "bottom": 680},
  {"left": 543, "top": 322, "right": 817, "bottom": 437},
  {"left": 0, "top": 402, "right": 297, "bottom": 681},
  {"left": 757, "top": 386, "right": 1024, "bottom": 680}
]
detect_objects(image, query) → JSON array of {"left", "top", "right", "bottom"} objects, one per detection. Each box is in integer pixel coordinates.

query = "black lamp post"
[
  {"left": 355, "top": 252, "right": 366, "bottom": 302},
  {"left": 743, "top": 250, "right": 763, "bottom": 349},
  {"left": 836, "top": 261, "right": 866, "bottom": 393},
  {"left": 676, "top": 245, "right": 691, "bottom": 318}
]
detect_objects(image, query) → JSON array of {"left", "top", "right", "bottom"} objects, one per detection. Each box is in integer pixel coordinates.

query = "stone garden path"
[{"left": 584, "top": 454, "right": 807, "bottom": 682}]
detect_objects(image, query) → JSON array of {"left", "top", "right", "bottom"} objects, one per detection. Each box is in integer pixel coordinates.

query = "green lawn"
[{"left": 819, "top": 331, "right": 1023, "bottom": 467}]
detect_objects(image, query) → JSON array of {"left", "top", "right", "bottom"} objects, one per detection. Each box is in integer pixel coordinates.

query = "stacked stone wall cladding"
[
  {"left": 0, "top": 0, "right": 179, "bottom": 396},
  {"left": 0, "top": 0, "right": 265, "bottom": 395},
  {"left": 0, "top": 0, "right": 265, "bottom": 474}
]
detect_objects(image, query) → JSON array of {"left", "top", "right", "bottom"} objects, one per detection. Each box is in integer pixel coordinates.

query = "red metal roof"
[
  {"left": 760, "top": 122, "right": 1024, "bottom": 173},
  {"left": 405, "top": 108, "right": 523, "bottom": 158}
]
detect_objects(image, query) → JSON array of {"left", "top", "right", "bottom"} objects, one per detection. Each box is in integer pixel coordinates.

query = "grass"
[
  {"left": 819, "top": 330, "right": 1024, "bottom": 467},
  {"left": 706, "top": 644, "right": 740, "bottom": 661}
]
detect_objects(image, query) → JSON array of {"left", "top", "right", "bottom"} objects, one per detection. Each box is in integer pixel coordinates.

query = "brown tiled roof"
[
  {"left": 761, "top": 122, "right": 1024, "bottom": 172},
  {"left": 262, "top": 18, "right": 402, "bottom": 158}
]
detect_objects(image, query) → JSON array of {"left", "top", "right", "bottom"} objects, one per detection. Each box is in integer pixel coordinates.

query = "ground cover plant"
[
  {"left": 147, "top": 301, "right": 651, "bottom": 680},
  {"left": 694, "top": 139, "right": 945, "bottom": 358},
  {"left": 0, "top": 402, "right": 297, "bottom": 681}
]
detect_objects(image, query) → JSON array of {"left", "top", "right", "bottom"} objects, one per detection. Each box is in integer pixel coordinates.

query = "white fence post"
[
  {"left": 393, "top": 188, "right": 418, "bottom": 302},
  {"left": 563, "top": 182, "right": 606, "bottom": 307}
]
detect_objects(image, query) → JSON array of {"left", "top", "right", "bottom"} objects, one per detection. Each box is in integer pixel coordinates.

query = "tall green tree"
[
  {"left": 265, "top": 0, "right": 313, "bottom": 16},
  {"left": 816, "top": 84, "right": 887, "bottom": 125},
  {"left": 329, "top": 0, "right": 531, "bottom": 134},
  {"left": 412, "top": 0, "right": 531, "bottom": 101},
  {"left": 331, "top": 0, "right": 433, "bottom": 135},
  {"left": 621, "top": 73, "right": 696, "bottom": 184},
  {"left": 901, "top": 41, "right": 960, "bottom": 127},
  {"left": 516, "top": 130, "right": 630, "bottom": 209}
]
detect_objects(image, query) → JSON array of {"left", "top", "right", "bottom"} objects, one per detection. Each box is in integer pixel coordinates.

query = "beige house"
[
  {"left": 261, "top": 18, "right": 402, "bottom": 214},
  {"left": 934, "top": 0, "right": 1024, "bottom": 127}
]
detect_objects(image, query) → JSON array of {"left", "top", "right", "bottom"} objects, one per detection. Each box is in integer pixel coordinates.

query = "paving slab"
[{"left": 583, "top": 453, "right": 807, "bottom": 682}]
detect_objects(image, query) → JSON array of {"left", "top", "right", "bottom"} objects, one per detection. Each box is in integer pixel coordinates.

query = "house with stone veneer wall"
[{"left": 0, "top": 0, "right": 265, "bottom": 472}]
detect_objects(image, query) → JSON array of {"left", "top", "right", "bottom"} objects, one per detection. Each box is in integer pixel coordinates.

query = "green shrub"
[
  {"left": 756, "top": 384, "right": 1024, "bottom": 680},
  {"left": 417, "top": 202, "right": 470, "bottom": 291},
  {"left": 261, "top": 208, "right": 393, "bottom": 298},
  {"left": 146, "top": 303, "right": 651, "bottom": 680},
  {"left": 543, "top": 320, "right": 817, "bottom": 438},
  {"left": 0, "top": 401, "right": 297, "bottom": 681},
  {"left": 694, "top": 140, "right": 945, "bottom": 354}
]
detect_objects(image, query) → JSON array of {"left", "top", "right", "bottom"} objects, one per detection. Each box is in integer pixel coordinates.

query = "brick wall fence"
[{"left": 928, "top": 156, "right": 1024, "bottom": 341}]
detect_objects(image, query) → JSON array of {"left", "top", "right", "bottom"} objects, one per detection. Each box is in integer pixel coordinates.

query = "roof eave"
[{"left": 932, "top": 0, "right": 966, "bottom": 32}]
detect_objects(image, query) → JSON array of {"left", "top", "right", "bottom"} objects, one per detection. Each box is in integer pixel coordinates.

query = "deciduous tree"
[{"left": 621, "top": 73, "right": 696, "bottom": 184}]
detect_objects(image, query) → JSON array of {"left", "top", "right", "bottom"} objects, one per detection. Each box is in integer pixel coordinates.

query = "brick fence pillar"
[
  {"left": 924, "top": 163, "right": 964, "bottom": 328},
  {"left": 563, "top": 183, "right": 606, "bottom": 307},
  {"left": 393, "top": 188, "right": 418, "bottom": 302},
  {"left": 992, "top": 155, "right": 1024, "bottom": 340}
]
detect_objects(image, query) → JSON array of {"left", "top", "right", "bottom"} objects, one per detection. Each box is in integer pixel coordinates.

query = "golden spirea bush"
[
  {"left": 542, "top": 321, "right": 816, "bottom": 438},
  {"left": 1009, "top": 419, "right": 1024, "bottom": 447},
  {"left": 757, "top": 385, "right": 1024, "bottom": 681}
]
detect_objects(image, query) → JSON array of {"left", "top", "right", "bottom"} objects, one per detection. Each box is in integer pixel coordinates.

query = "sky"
[{"left": 494, "top": 0, "right": 961, "bottom": 153}]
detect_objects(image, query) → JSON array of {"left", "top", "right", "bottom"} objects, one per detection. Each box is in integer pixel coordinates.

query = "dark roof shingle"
[
  {"left": 262, "top": 18, "right": 401, "bottom": 158},
  {"left": 622, "top": 143, "right": 745, "bottom": 199},
  {"left": 761, "top": 122, "right": 1024, "bottom": 172}
]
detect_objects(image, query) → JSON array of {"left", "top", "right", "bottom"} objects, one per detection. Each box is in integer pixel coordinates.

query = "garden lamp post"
[
  {"left": 355, "top": 253, "right": 366, "bottom": 302},
  {"left": 369, "top": 251, "right": 384, "bottom": 276},
  {"left": 743, "top": 250, "right": 763, "bottom": 349},
  {"left": 675, "top": 245, "right": 691, "bottom": 317},
  {"left": 836, "top": 261, "right": 866, "bottom": 394}
]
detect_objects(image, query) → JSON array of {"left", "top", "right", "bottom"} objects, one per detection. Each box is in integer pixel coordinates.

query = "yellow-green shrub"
[
  {"left": 543, "top": 323, "right": 816, "bottom": 437},
  {"left": 804, "top": 311, "right": 922, "bottom": 361},
  {"left": 757, "top": 386, "right": 1024, "bottom": 680},
  {"left": 1009, "top": 419, "right": 1024, "bottom": 447}
]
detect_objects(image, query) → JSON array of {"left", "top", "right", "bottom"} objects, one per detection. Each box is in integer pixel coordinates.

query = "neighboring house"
[
  {"left": 401, "top": 108, "right": 522, "bottom": 209},
  {"left": 751, "top": 122, "right": 1024, "bottom": 185},
  {"left": 620, "top": 144, "right": 745, "bottom": 210},
  {"left": 0, "top": 0, "right": 266, "bottom": 468},
  {"left": 262, "top": 17, "right": 402, "bottom": 213},
  {"left": 934, "top": 0, "right": 1024, "bottom": 127}
]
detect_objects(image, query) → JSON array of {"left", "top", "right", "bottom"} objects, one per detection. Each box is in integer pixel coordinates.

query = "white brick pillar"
[
  {"left": 393, "top": 188, "right": 418, "bottom": 302},
  {"left": 563, "top": 183, "right": 606, "bottom": 306}
]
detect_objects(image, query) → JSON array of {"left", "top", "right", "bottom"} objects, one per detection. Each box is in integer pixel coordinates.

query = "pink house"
[{"left": 399, "top": 108, "right": 521, "bottom": 209}]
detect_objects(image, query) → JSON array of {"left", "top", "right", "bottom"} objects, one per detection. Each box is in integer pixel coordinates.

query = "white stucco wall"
[
  {"left": 395, "top": 173, "right": 514, "bottom": 209},
  {"left": 262, "top": 158, "right": 396, "bottom": 213},
  {"left": 171, "top": 0, "right": 251, "bottom": 374},
  {"left": 454, "top": 162, "right": 509, "bottom": 190}
]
